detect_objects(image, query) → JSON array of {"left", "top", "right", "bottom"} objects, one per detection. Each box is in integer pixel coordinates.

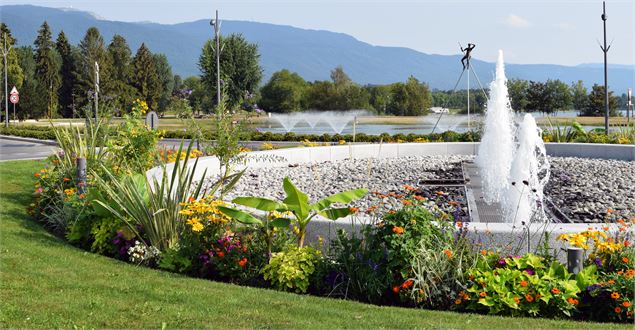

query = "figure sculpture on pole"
[{"left": 461, "top": 43, "right": 476, "bottom": 70}]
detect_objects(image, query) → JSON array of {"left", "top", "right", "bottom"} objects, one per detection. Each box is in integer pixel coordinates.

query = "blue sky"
[{"left": 4, "top": 0, "right": 634, "bottom": 65}]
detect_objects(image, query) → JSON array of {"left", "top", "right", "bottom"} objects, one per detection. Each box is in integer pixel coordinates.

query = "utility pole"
[
  {"left": 1, "top": 33, "right": 11, "bottom": 128},
  {"left": 94, "top": 61, "right": 99, "bottom": 123},
  {"left": 210, "top": 10, "right": 221, "bottom": 106},
  {"left": 600, "top": 1, "right": 611, "bottom": 135}
]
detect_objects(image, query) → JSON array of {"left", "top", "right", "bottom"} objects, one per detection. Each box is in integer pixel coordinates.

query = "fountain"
[
  {"left": 505, "top": 114, "right": 550, "bottom": 224},
  {"left": 270, "top": 110, "right": 364, "bottom": 134},
  {"left": 476, "top": 50, "right": 516, "bottom": 205}
]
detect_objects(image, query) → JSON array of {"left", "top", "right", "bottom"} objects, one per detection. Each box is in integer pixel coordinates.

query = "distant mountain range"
[{"left": 2, "top": 5, "right": 633, "bottom": 92}]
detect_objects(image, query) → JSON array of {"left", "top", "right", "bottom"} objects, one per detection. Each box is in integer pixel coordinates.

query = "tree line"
[
  {"left": 1, "top": 22, "right": 174, "bottom": 119},
  {"left": 507, "top": 79, "right": 621, "bottom": 116}
]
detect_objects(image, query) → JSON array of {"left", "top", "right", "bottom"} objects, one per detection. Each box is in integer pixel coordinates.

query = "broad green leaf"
[
  {"left": 270, "top": 217, "right": 291, "bottom": 228},
  {"left": 318, "top": 207, "right": 352, "bottom": 220},
  {"left": 282, "top": 177, "right": 310, "bottom": 220},
  {"left": 233, "top": 196, "right": 284, "bottom": 211},
  {"left": 218, "top": 206, "right": 263, "bottom": 225},
  {"left": 312, "top": 188, "right": 368, "bottom": 211}
]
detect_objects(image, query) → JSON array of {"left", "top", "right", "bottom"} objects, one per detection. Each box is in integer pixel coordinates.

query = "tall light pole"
[
  {"left": 600, "top": 1, "right": 611, "bottom": 135},
  {"left": 94, "top": 61, "right": 99, "bottom": 123},
  {"left": 1, "top": 33, "right": 11, "bottom": 128},
  {"left": 210, "top": 10, "right": 221, "bottom": 106}
]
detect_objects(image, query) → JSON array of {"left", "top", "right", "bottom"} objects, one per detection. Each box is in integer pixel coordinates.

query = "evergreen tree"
[
  {"left": 0, "top": 23, "right": 25, "bottom": 117},
  {"left": 583, "top": 84, "right": 619, "bottom": 116},
  {"left": 199, "top": 34, "right": 262, "bottom": 108},
  {"left": 56, "top": 31, "right": 76, "bottom": 118},
  {"left": 74, "top": 27, "right": 110, "bottom": 111},
  {"left": 34, "top": 21, "right": 61, "bottom": 118},
  {"left": 133, "top": 43, "right": 161, "bottom": 110},
  {"left": 153, "top": 53, "right": 174, "bottom": 114},
  {"left": 107, "top": 34, "right": 136, "bottom": 114},
  {"left": 15, "top": 46, "right": 45, "bottom": 119}
]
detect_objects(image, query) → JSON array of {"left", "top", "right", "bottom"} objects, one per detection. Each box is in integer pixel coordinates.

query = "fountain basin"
[{"left": 148, "top": 142, "right": 634, "bottom": 255}]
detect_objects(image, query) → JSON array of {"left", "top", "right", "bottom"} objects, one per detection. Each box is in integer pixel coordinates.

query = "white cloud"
[{"left": 504, "top": 14, "right": 530, "bottom": 28}]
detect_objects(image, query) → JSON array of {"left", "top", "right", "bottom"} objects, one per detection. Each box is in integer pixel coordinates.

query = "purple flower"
[
  {"left": 525, "top": 268, "right": 535, "bottom": 276},
  {"left": 498, "top": 259, "right": 507, "bottom": 266},
  {"left": 594, "top": 258, "right": 603, "bottom": 267}
]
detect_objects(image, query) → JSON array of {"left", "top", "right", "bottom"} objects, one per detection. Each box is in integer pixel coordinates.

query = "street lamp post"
[
  {"left": 1, "top": 33, "right": 11, "bottom": 128},
  {"left": 94, "top": 61, "right": 99, "bottom": 123},
  {"left": 210, "top": 10, "right": 221, "bottom": 106},
  {"left": 600, "top": 1, "right": 611, "bottom": 135}
]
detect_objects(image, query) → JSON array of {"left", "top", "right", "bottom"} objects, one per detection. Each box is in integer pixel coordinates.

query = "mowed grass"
[{"left": 0, "top": 160, "right": 630, "bottom": 329}]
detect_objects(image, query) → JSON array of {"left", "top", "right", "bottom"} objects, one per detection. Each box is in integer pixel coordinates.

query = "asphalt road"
[
  {"left": 0, "top": 137, "right": 303, "bottom": 162},
  {"left": 0, "top": 137, "right": 58, "bottom": 161}
]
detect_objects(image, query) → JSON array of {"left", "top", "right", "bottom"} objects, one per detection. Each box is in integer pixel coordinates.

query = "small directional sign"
[{"left": 145, "top": 111, "right": 159, "bottom": 130}]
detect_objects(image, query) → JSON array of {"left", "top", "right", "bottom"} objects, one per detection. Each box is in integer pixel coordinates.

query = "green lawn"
[{"left": 0, "top": 160, "right": 630, "bottom": 329}]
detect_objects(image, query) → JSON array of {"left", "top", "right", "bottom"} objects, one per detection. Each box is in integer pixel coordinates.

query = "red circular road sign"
[{"left": 9, "top": 94, "right": 19, "bottom": 104}]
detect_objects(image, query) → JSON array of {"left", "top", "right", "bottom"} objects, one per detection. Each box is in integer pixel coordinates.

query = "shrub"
[
  {"left": 458, "top": 253, "right": 591, "bottom": 318},
  {"left": 262, "top": 245, "right": 322, "bottom": 293}
]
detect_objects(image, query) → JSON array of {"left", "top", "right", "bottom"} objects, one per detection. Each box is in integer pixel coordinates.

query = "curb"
[{"left": 0, "top": 135, "right": 58, "bottom": 146}]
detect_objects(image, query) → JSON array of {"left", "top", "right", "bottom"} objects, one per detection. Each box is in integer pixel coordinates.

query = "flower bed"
[{"left": 28, "top": 105, "right": 634, "bottom": 323}]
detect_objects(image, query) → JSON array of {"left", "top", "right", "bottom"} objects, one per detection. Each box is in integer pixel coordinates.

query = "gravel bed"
[
  {"left": 545, "top": 157, "right": 635, "bottom": 223},
  {"left": 214, "top": 155, "right": 635, "bottom": 223}
]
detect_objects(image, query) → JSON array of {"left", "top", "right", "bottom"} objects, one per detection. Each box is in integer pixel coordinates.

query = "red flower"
[{"left": 238, "top": 258, "right": 248, "bottom": 267}]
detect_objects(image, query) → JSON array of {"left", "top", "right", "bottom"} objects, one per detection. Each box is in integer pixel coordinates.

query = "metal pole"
[
  {"left": 94, "top": 62, "right": 99, "bottom": 123},
  {"left": 3, "top": 34, "right": 9, "bottom": 128},
  {"left": 77, "top": 157, "right": 87, "bottom": 195},
  {"left": 215, "top": 10, "right": 221, "bottom": 105},
  {"left": 601, "top": 1, "right": 610, "bottom": 135},
  {"left": 467, "top": 61, "right": 471, "bottom": 132},
  {"left": 13, "top": 102, "right": 15, "bottom": 125}
]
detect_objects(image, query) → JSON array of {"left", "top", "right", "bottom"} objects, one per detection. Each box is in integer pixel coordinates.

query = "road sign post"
[{"left": 9, "top": 86, "right": 18, "bottom": 126}]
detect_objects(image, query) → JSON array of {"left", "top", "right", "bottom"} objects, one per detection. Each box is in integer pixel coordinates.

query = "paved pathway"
[{"left": 0, "top": 137, "right": 58, "bottom": 161}]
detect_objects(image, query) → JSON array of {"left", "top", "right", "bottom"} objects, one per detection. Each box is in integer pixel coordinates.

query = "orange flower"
[
  {"left": 217, "top": 251, "right": 225, "bottom": 258},
  {"left": 551, "top": 288, "right": 560, "bottom": 295},
  {"left": 615, "top": 307, "right": 622, "bottom": 313},
  {"left": 602, "top": 226, "right": 609, "bottom": 231},
  {"left": 462, "top": 293, "right": 469, "bottom": 300},
  {"left": 626, "top": 269, "right": 635, "bottom": 278},
  {"left": 443, "top": 249, "right": 453, "bottom": 258},
  {"left": 34, "top": 173, "right": 41, "bottom": 177},
  {"left": 79, "top": 193, "right": 86, "bottom": 199},
  {"left": 479, "top": 292, "right": 487, "bottom": 297},
  {"left": 402, "top": 184, "right": 416, "bottom": 191},
  {"left": 514, "top": 297, "right": 520, "bottom": 304},
  {"left": 607, "top": 208, "right": 614, "bottom": 214},
  {"left": 567, "top": 297, "right": 579, "bottom": 305},
  {"left": 401, "top": 200, "right": 413, "bottom": 205},
  {"left": 188, "top": 196, "right": 195, "bottom": 203},
  {"left": 401, "top": 280, "right": 414, "bottom": 289},
  {"left": 238, "top": 258, "right": 248, "bottom": 267},
  {"left": 414, "top": 195, "right": 425, "bottom": 201},
  {"left": 525, "top": 294, "right": 534, "bottom": 302},
  {"left": 623, "top": 301, "right": 632, "bottom": 308},
  {"left": 481, "top": 250, "right": 488, "bottom": 256},
  {"left": 392, "top": 226, "right": 405, "bottom": 235},
  {"left": 520, "top": 280, "right": 528, "bottom": 287},
  {"left": 625, "top": 240, "right": 631, "bottom": 247},
  {"left": 456, "top": 222, "right": 463, "bottom": 228},
  {"left": 608, "top": 280, "right": 616, "bottom": 285},
  {"left": 623, "top": 257, "right": 630, "bottom": 263},
  {"left": 454, "top": 299, "right": 462, "bottom": 305},
  {"left": 63, "top": 177, "right": 70, "bottom": 182},
  {"left": 535, "top": 294, "right": 541, "bottom": 300},
  {"left": 448, "top": 200, "right": 460, "bottom": 206},
  {"left": 388, "top": 210, "right": 396, "bottom": 215},
  {"left": 349, "top": 207, "right": 359, "bottom": 213},
  {"left": 435, "top": 191, "right": 445, "bottom": 196},
  {"left": 392, "top": 285, "right": 401, "bottom": 293},
  {"left": 611, "top": 292, "right": 620, "bottom": 299}
]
